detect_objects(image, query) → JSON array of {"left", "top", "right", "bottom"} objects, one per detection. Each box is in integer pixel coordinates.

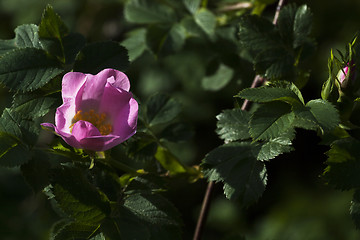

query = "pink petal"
[
  {"left": 80, "top": 134, "right": 123, "bottom": 151},
  {"left": 99, "top": 82, "right": 138, "bottom": 140},
  {"left": 62, "top": 72, "right": 87, "bottom": 102},
  {"left": 55, "top": 101, "right": 76, "bottom": 133},
  {"left": 40, "top": 123, "right": 82, "bottom": 149}
]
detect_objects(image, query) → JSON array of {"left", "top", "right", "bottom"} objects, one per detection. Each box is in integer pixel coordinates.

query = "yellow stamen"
[{"left": 70, "top": 109, "right": 112, "bottom": 135}]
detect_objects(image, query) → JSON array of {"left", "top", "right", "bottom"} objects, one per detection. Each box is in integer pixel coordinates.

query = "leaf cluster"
[
  {"left": 202, "top": 81, "right": 340, "bottom": 206},
  {"left": 238, "top": 4, "right": 315, "bottom": 82},
  {"left": 0, "top": 5, "right": 198, "bottom": 240}
]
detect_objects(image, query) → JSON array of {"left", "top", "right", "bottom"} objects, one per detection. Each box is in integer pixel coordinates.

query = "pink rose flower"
[{"left": 42, "top": 68, "right": 138, "bottom": 151}]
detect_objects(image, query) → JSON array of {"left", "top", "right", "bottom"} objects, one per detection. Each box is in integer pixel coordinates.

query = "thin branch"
[
  {"left": 218, "top": 2, "right": 253, "bottom": 12},
  {"left": 192, "top": 181, "right": 214, "bottom": 240},
  {"left": 193, "top": 1, "right": 286, "bottom": 240},
  {"left": 272, "top": 0, "right": 285, "bottom": 25}
]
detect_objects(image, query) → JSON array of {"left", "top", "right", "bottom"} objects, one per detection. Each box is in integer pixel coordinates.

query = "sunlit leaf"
[
  {"left": 216, "top": 108, "right": 251, "bottom": 142},
  {"left": 250, "top": 102, "right": 295, "bottom": 141},
  {"left": 121, "top": 28, "right": 147, "bottom": 62},
  {"left": 0, "top": 48, "right": 63, "bottom": 92},
  {"left": 14, "top": 24, "right": 42, "bottom": 48}
]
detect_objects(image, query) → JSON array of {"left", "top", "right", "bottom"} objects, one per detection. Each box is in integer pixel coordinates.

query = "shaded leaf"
[
  {"left": 0, "top": 132, "right": 30, "bottom": 167},
  {"left": 323, "top": 138, "right": 360, "bottom": 190},
  {"left": 21, "top": 151, "right": 51, "bottom": 192},
  {"left": 0, "top": 48, "right": 63, "bottom": 92},
  {"left": 202, "top": 64, "right": 234, "bottom": 91},
  {"left": 47, "top": 166, "right": 110, "bottom": 224},
  {"left": 74, "top": 41, "right": 129, "bottom": 74},
  {"left": 145, "top": 93, "right": 182, "bottom": 127},
  {"left": 50, "top": 220, "right": 101, "bottom": 240},
  {"left": 124, "top": 0, "right": 177, "bottom": 24},
  {"left": 194, "top": 8, "right": 216, "bottom": 36},
  {"left": 0, "top": 39, "right": 16, "bottom": 55},
  {"left": 160, "top": 122, "right": 194, "bottom": 142},
  {"left": 124, "top": 193, "right": 182, "bottom": 226},
  {"left": 202, "top": 142, "right": 267, "bottom": 204},
  {"left": 183, "top": 0, "right": 201, "bottom": 14},
  {"left": 39, "top": 5, "right": 69, "bottom": 39},
  {"left": 216, "top": 108, "right": 251, "bottom": 142},
  {"left": 351, "top": 190, "right": 360, "bottom": 229},
  {"left": 102, "top": 208, "right": 150, "bottom": 240}
]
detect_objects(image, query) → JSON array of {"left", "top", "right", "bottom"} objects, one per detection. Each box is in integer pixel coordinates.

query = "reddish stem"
[{"left": 193, "top": 1, "right": 285, "bottom": 239}]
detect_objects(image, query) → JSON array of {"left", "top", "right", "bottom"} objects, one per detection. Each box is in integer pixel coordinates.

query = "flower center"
[{"left": 71, "top": 109, "right": 112, "bottom": 135}]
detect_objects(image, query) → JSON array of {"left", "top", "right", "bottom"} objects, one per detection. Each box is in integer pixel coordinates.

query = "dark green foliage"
[
  {"left": 238, "top": 4, "right": 315, "bottom": 80},
  {"left": 202, "top": 142, "right": 267, "bottom": 204},
  {"left": 73, "top": 41, "right": 129, "bottom": 74},
  {"left": 144, "top": 93, "right": 182, "bottom": 127},
  {"left": 323, "top": 138, "right": 360, "bottom": 190}
]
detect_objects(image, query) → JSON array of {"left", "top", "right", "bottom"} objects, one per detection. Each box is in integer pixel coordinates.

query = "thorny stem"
[{"left": 193, "top": 1, "right": 285, "bottom": 239}]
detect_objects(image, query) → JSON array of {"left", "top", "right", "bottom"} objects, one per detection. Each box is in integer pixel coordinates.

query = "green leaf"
[
  {"left": 12, "top": 93, "right": 58, "bottom": 119},
  {"left": 351, "top": 190, "right": 360, "bottom": 229},
  {"left": 323, "top": 138, "right": 360, "bottom": 190},
  {"left": 47, "top": 166, "right": 110, "bottom": 224},
  {"left": 50, "top": 220, "right": 101, "bottom": 240},
  {"left": 202, "top": 142, "right": 267, "bottom": 204},
  {"left": 124, "top": 0, "right": 177, "bottom": 24},
  {"left": 250, "top": 102, "right": 295, "bottom": 141},
  {"left": 14, "top": 24, "right": 42, "bottom": 49},
  {"left": 0, "top": 132, "right": 30, "bottom": 167},
  {"left": 0, "top": 39, "right": 16, "bottom": 56},
  {"left": 154, "top": 146, "right": 187, "bottom": 176},
  {"left": 293, "top": 5, "right": 313, "bottom": 48},
  {"left": 145, "top": 93, "right": 182, "bottom": 127},
  {"left": 183, "top": 0, "right": 201, "bottom": 14},
  {"left": 254, "top": 47, "right": 294, "bottom": 79},
  {"left": 39, "top": 5, "right": 69, "bottom": 39},
  {"left": 257, "top": 135, "right": 294, "bottom": 161},
  {"left": 160, "top": 122, "right": 194, "bottom": 142},
  {"left": 238, "top": 15, "right": 280, "bottom": 53},
  {"left": 202, "top": 64, "right": 234, "bottom": 91},
  {"left": 124, "top": 193, "right": 182, "bottom": 226},
  {"left": 295, "top": 99, "right": 340, "bottom": 133},
  {"left": 121, "top": 28, "right": 147, "bottom": 62},
  {"left": 236, "top": 85, "right": 304, "bottom": 105},
  {"left": 216, "top": 108, "right": 251, "bottom": 142},
  {"left": 73, "top": 41, "right": 129, "bottom": 74},
  {"left": 0, "top": 48, "right": 63, "bottom": 92},
  {"left": 102, "top": 208, "right": 150, "bottom": 240},
  {"left": 0, "top": 108, "right": 40, "bottom": 145},
  {"left": 194, "top": 8, "right": 216, "bottom": 36},
  {"left": 21, "top": 151, "right": 51, "bottom": 192}
]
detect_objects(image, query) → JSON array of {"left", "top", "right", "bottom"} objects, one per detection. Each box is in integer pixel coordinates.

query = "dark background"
[{"left": 1, "top": 0, "right": 360, "bottom": 239}]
